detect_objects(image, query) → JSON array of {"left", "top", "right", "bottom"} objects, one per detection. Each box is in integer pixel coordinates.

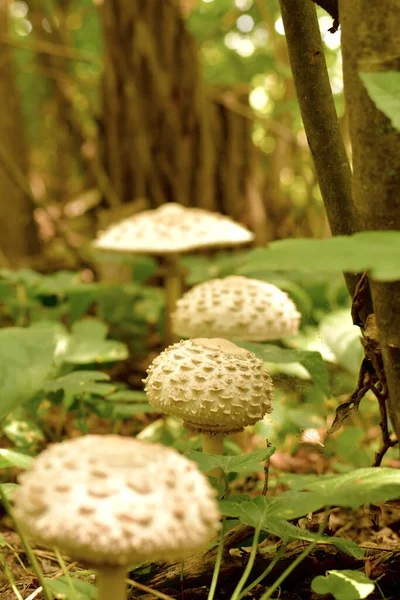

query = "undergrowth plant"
[{"left": 1, "top": 230, "right": 400, "bottom": 600}]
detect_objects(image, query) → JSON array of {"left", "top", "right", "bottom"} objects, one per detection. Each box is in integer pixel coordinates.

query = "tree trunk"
[
  {"left": 28, "top": 0, "right": 75, "bottom": 207},
  {"left": 340, "top": 0, "right": 400, "bottom": 441},
  {"left": 100, "top": 0, "right": 255, "bottom": 223},
  {"left": 0, "top": 0, "right": 40, "bottom": 262}
]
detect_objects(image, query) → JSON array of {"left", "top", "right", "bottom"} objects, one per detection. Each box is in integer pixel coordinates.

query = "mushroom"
[
  {"left": 143, "top": 337, "right": 273, "bottom": 456},
  {"left": 12, "top": 435, "right": 220, "bottom": 600},
  {"left": 93, "top": 203, "right": 254, "bottom": 344},
  {"left": 172, "top": 275, "right": 301, "bottom": 341}
]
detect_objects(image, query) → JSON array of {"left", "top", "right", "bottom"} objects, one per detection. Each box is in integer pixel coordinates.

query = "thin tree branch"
[
  {"left": 278, "top": 0, "right": 359, "bottom": 297},
  {"left": 0, "top": 35, "right": 100, "bottom": 64}
]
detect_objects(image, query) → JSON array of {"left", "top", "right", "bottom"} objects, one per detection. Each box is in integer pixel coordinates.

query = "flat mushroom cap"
[
  {"left": 93, "top": 203, "right": 254, "bottom": 254},
  {"left": 172, "top": 276, "right": 301, "bottom": 341},
  {"left": 13, "top": 436, "right": 220, "bottom": 565},
  {"left": 144, "top": 338, "right": 273, "bottom": 434}
]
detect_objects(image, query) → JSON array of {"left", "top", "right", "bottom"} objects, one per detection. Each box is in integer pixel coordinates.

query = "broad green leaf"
[
  {"left": 35, "top": 270, "right": 82, "bottom": 295},
  {"left": 101, "top": 389, "right": 154, "bottom": 416},
  {"left": 237, "top": 232, "right": 400, "bottom": 282},
  {"left": 312, "top": 570, "right": 375, "bottom": 600},
  {"left": 0, "top": 448, "right": 33, "bottom": 469},
  {"left": 319, "top": 310, "right": 363, "bottom": 375},
  {"left": 109, "top": 402, "right": 155, "bottom": 418},
  {"left": 275, "top": 473, "right": 321, "bottom": 490},
  {"left": 265, "top": 519, "right": 363, "bottom": 559},
  {"left": 220, "top": 496, "right": 265, "bottom": 523},
  {"left": 0, "top": 483, "right": 19, "bottom": 499},
  {"left": 266, "top": 491, "right": 327, "bottom": 520},
  {"left": 133, "top": 287, "right": 165, "bottom": 325},
  {"left": 219, "top": 497, "right": 362, "bottom": 557},
  {"left": 0, "top": 268, "right": 42, "bottom": 286},
  {"left": 289, "top": 327, "right": 336, "bottom": 364},
  {"left": 43, "top": 371, "right": 116, "bottom": 398},
  {"left": 67, "top": 288, "right": 99, "bottom": 322},
  {"left": 360, "top": 71, "right": 400, "bottom": 131},
  {"left": 106, "top": 390, "right": 148, "bottom": 403},
  {"left": 305, "top": 468, "right": 400, "bottom": 508},
  {"left": 30, "top": 321, "right": 70, "bottom": 362},
  {"left": 186, "top": 447, "right": 275, "bottom": 474},
  {"left": 2, "top": 411, "right": 45, "bottom": 448},
  {"left": 220, "top": 492, "right": 323, "bottom": 523},
  {"left": 221, "top": 468, "right": 400, "bottom": 525},
  {"left": 0, "top": 327, "right": 56, "bottom": 419},
  {"left": 283, "top": 407, "right": 324, "bottom": 429},
  {"left": 236, "top": 341, "right": 330, "bottom": 395},
  {"left": 47, "top": 576, "right": 97, "bottom": 600},
  {"left": 62, "top": 318, "right": 128, "bottom": 364}
]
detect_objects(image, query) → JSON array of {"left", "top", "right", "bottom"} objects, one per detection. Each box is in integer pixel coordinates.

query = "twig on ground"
[{"left": 262, "top": 441, "right": 272, "bottom": 496}]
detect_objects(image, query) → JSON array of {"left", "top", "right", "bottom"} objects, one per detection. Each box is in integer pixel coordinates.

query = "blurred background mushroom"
[
  {"left": 94, "top": 203, "right": 254, "bottom": 345},
  {"left": 12, "top": 435, "right": 221, "bottom": 600},
  {"left": 172, "top": 275, "right": 301, "bottom": 341}
]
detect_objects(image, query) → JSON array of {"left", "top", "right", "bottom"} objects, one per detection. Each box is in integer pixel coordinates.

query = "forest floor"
[
  {"left": 1, "top": 356, "right": 400, "bottom": 600},
  {"left": 1, "top": 435, "right": 400, "bottom": 600}
]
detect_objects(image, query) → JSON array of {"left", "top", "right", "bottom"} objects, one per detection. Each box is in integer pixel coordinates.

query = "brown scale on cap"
[
  {"left": 13, "top": 435, "right": 221, "bottom": 566},
  {"left": 172, "top": 276, "right": 300, "bottom": 342},
  {"left": 144, "top": 338, "right": 273, "bottom": 435}
]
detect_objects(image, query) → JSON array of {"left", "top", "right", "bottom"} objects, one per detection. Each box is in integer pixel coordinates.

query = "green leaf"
[
  {"left": 275, "top": 472, "right": 321, "bottom": 490},
  {"left": 360, "top": 71, "right": 400, "bottom": 131},
  {"left": 102, "top": 389, "right": 154, "bottom": 417},
  {"left": 266, "top": 491, "right": 327, "bottom": 520},
  {"left": 2, "top": 411, "right": 45, "bottom": 448},
  {"left": 106, "top": 390, "right": 148, "bottom": 403},
  {"left": 312, "top": 570, "right": 375, "bottom": 600},
  {"left": 219, "top": 495, "right": 264, "bottom": 522},
  {"left": 47, "top": 576, "right": 97, "bottom": 600},
  {"left": 0, "top": 268, "right": 42, "bottom": 286},
  {"left": 0, "top": 483, "right": 19, "bottom": 499},
  {"left": 236, "top": 341, "right": 330, "bottom": 395},
  {"left": 62, "top": 318, "right": 128, "bottom": 364},
  {"left": 305, "top": 468, "right": 400, "bottom": 508},
  {"left": 0, "top": 448, "right": 33, "bottom": 469},
  {"left": 109, "top": 402, "right": 155, "bottom": 418},
  {"left": 220, "top": 492, "right": 323, "bottom": 523},
  {"left": 319, "top": 310, "right": 363, "bottom": 375},
  {"left": 219, "top": 497, "right": 362, "bottom": 557},
  {"left": 0, "top": 327, "right": 56, "bottom": 419},
  {"left": 186, "top": 447, "right": 275, "bottom": 475},
  {"left": 265, "top": 519, "right": 363, "bottom": 559},
  {"left": 237, "top": 232, "right": 400, "bottom": 281},
  {"left": 43, "top": 371, "right": 116, "bottom": 398},
  {"left": 93, "top": 388, "right": 153, "bottom": 416},
  {"left": 221, "top": 468, "right": 400, "bottom": 526}
]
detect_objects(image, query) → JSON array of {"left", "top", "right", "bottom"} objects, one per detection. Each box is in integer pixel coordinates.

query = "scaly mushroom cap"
[
  {"left": 144, "top": 338, "right": 273, "bottom": 434},
  {"left": 13, "top": 435, "right": 220, "bottom": 565},
  {"left": 93, "top": 203, "right": 254, "bottom": 254},
  {"left": 172, "top": 276, "right": 301, "bottom": 341}
]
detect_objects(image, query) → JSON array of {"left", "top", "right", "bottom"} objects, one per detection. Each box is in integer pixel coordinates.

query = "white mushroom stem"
[
  {"left": 203, "top": 434, "right": 224, "bottom": 456},
  {"left": 97, "top": 566, "right": 127, "bottom": 600},
  {"left": 203, "top": 434, "right": 224, "bottom": 479},
  {"left": 164, "top": 254, "right": 182, "bottom": 346}
]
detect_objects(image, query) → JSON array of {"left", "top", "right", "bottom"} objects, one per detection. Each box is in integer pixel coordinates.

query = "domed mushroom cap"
[
  {"left": 93, "top": 203, "right": 254, "bottom": 254},
  {"left": 13, "top": 436, "right": 220, "bottom": 565},
  {"left": 172, "top": 276, "right": 301, "bottom": 341},
  {"left": 144, "top": 338, "right": 273, "bottom": 434}
]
